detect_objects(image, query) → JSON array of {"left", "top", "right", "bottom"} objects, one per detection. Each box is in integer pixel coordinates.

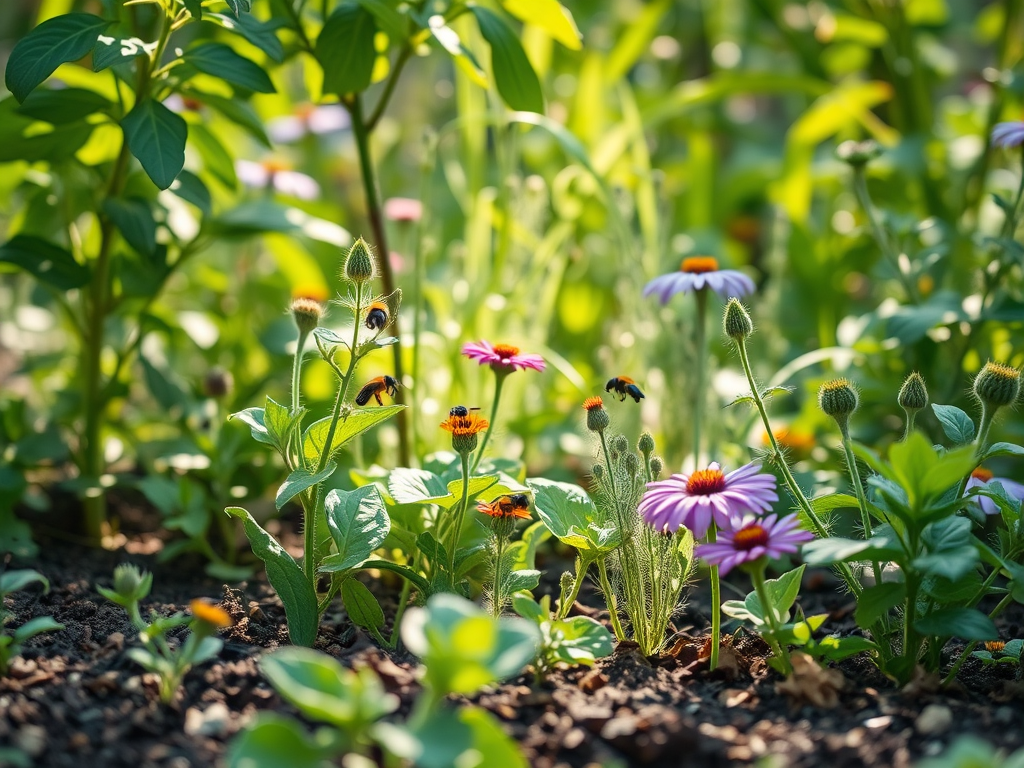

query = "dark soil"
[{"left": 3, "top": 499, "right": 1023, "bottom": 768}]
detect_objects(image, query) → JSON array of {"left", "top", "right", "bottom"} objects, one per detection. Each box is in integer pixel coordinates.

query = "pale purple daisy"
[
  {"left": 462, "top": 341, "right": 546, "bottom": 374},
  {"left": 964, "top": 467, "right": 1024, "bottom": 516},
  {"left": 642, "top": 256, "right": 755, "bottom": 305},
  {"left": 267, "top": 104, "right": 350, "bottom": 144},
  {"left": 235, "top": 159, "right": 320, "bottom": 201},
  {"left": 992, "top": 121, "right": 1024, "bottom": 150},
  {"left": 695, "top": 512, "right": 813, "bottom": 576},
  {"left": 639, "top": 461, "right": 778, "bottom": 538}
]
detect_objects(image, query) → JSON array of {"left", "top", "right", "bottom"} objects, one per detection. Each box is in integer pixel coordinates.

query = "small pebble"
[
  {"left": 915, "top": 704, "right": 953, "bottom": 736},
  {"left": 14, "top": 724, "right": 47, "bottom": 757}
]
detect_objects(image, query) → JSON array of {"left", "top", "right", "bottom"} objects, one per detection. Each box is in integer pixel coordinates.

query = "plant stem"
[
  {"left": 692, "top": 288, "right": 708, "bottom": 470},
  {"left": 901, "top": 410, "right": 917, "bottom": 442},
  {"left": 751, "top": 561, "right": 792, "bottom": 675},
  {"left": 471, "top": 372, "right": 507, "bottom": 474},
  {"left": 841, "top": 427, "right": 883, "bottom": 590},
  {"left": 598, "top": 431, "right": 617, "bottom": 498},
  {"left": 852, "top": 165, "right": 917, "bottom": 302},
  {"left": 707, "top": 525, "right": 721, "bottom": 671},
  {"left": 492, "top": 534, "right": 506, "bottom": 618},
  {"left": 942, "top": 593, "right": 1013, "bottom": 686},
  {"left": 557, "top": 557, "right": 587, "bottom": 620},
  {"left": 446, "top": 451, "right": 472, "bottom": 577},
  {"left": 903, "top": 575, "right": 920, "bottom": 669},
  {"left": 348, "top": 94, "right": 410, "bottom": 466},
  {"left": 597, "top": 556, "right": 626, "bottom": 641},
  {"left": 291, "top": 328, "right": 310, "bottom": 467}
]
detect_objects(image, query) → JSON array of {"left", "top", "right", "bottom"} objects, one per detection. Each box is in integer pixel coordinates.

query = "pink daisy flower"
[
  {"left": 964, "top": 467, "right": 1024, "bottom": 516},
  {"left": 461, "top": 341, "right": 546, "bottom": 374},
  {"left": 695, "top": 512, "right": 813, "bottom": 576},
  {"left": 638, "top": 461, "right": 778, "bottom": 538},
  {"left": 643, "top": 256, "right": 755, "bottom": 305}
]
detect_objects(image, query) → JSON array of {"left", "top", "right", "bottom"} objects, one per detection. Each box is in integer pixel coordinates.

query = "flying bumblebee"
[
  {"left": 605, "top": 376, "right": 645, "bottom": 403},
  {"left": 448, "top": 405, "right": 481, "bottom": 418},
  {"left": 477, "top": 493, "right": 532, "bottom": 519},
  {"left": 365, "top": 301, "right": 390, "bottom": 331},
  {"left": 355, "top": 375, "right": 399, "bottom": 406}
]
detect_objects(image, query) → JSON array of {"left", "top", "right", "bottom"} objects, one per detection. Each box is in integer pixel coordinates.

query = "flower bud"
[
  {"left": 343, "top": 237, "right": 376, "bottom": 284},
  {"left": 490, "top": 514, "right": 516, "bottom": 541},
  {"left": 623, "top": 452, "right": 641, "bottom": 477},
  {"left": 592, "top": 464, "right": 604, "bottom": 480},
  {"left": 819, "top": 378, "right": 858, "bottom": 435},
  {"left": 835, "top": 139, "right": 881, "bottom": 167},
  {"left": 612, "top": 434, "right": 629, "bottom": 455},
  {"left": 723, "top": 298, "right": 753, "bottom": 341},
  {"left": 113, "top": 564, "right": 152, "bottom": 602},
  {"left": 583, "top": 397, "right": 609, "bottom": 433},
  {"left": 649, "top": 456, "right": 664, "bottom": 479},
  {"left": 638, "top": 432, "right": 655, "bottom": 456},
  {"left": 560, "top": 571, "right": 575, "bottom": 593},
  {"left": 897, "top": 372, "right": 928, "bottom": 413},
  {"left": 973, "top": 362, "right": 1021, "bottom": 410},
  {"left": 291, "top": 297, "right": 325, "bottom": 335}
]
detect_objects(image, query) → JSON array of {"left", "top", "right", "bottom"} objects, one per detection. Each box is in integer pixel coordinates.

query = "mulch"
[{"left": 2, "top": 499, "right": 1023, "bottom": 768}]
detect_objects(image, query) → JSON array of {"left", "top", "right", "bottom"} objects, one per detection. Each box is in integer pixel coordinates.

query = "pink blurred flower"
[
  {"left": 695, "top": 512, "right": 813, "bottom": 576},
  {"left": 462, "top": 340, "right": 545, "bottom": 374},
  {"left": 235, "top": 159, "right": 320, "bottom": 201},
  {"left": 384, "top": 197, "right": 423, "bottom": 223},
  {"left": 639, "top": 462, "right": 778, "bottom": 538},
  {"left": 267, "top": 103, "right": 350, "bottom": 143}
]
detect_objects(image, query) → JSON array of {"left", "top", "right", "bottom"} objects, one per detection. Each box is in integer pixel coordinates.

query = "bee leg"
[{"left": 375, "top": 392, "right": 383, "bottom": 406}]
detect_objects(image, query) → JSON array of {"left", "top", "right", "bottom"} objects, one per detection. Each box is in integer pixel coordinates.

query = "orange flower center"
[
  {"left": 972, "top": 467, "right": 994, "bottom": 482},
  {"left": 986, "top": 640, "right": 1006, "bottom": 652},
  {"left": 686, "top": 468, "right": 726, "bottom": 495},
  {"left": 680, "top": 256, "right": 719, "bottom": 274},
  {"left": 440, "top": 412, "right": 489, "bottom": 436},
  {"left": 492, "top": 343, "right": 520, "bottom": 359},
  {"left": 582, "top": 396, "right": 604, "bottom": 411},
  {"left": 733, "top": 524, "right": 769, "bottom": 551},
  {"left": 295, "top": 103, "right": 317, "bottom": 120}
]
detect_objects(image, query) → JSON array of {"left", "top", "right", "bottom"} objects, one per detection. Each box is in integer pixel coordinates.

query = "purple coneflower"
[
  {"left": 965, "top": 467, "right": 1024, "bottom": 515},
  {"left": 642, "top": 256, "right": 755, "bottom": 305},
  {"left": 462, "top": 341, "right": 546, "bottom": 374},
  {"left": 695, "top": 512, "right": 813, "bottom": 576},
  {"left": 236, "top": 159, "right": 320, "bottom": 201},
  {"left": 992, "top": 121, "right": 1024, "bottom": 150},
  {"left": 639, "top": 461, "right": 778, "bottom": 539}
]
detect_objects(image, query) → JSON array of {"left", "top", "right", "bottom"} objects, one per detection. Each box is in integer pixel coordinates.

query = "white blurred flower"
[
  {"left": 267, "top": 103, "right": 350, "bottom": 143},
  {"left": 236, "top": 159, "right": 320, "bottom": 201}
]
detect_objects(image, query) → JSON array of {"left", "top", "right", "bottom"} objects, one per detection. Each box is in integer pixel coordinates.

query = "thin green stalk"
[
  {"left": 707, "top": 525, "right": 721, "bottom": 672},
  {"left": 955, "top": 404, "right": 998, "bottom": 503},
  {"left": 557, "top": 557, "right": 587, "bottom": 620},
  {"left": 841, "top": 427, "right": 883, "bottom": 590},
  {"left": 471, "top": 372, "right": 507, "bottom": 474},
  {"left": 852, "top": 166, "right": 917, "bottom": 303},
  {"left": 291, "top": 328, "right": 310, "bottom": 468},
  {"left": 751, "top": 562, "right": 792, "bottom": 675},
  {"left": 597, "top": 556, "right": 626, "bottom": 641},
  {"left": 492, "top": 534, "right": 506, "bottom": 618},
  {"left": 598, "top": 431, "right": 617, "bottom": 498},
  {"left": 901, "top": 410, "right": 917, "bottom": 442},
  {"left": 942, "top": 592, "right": 1013, "bottom": 686},
  {"left": 446, "top": 452, "right": 472, "bottom": 576},
  {"left": 693, "top": 289, "right": 708, "bottom": 470}
]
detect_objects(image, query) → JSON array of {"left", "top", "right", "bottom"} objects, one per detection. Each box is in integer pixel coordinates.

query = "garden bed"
[{"left": 3, "top": 500, "right": 1022, "bottom": 768}]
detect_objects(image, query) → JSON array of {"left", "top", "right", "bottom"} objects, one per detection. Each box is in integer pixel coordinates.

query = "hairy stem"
[
  {"left": 841, "top": 426, "right": 883, "bottom": 590},
  {"left": 692, "top": 288, "right": 708, "bottom": 470},
  {"left": 597, "top": 556, "right": 626, "bottom": 641},
  {"left": 446, "top": 451, "right": 472, "bottom": 577}
]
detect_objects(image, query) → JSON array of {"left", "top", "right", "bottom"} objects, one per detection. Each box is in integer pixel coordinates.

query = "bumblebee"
[
  {"left": 477, "top": 493, "right": 531, "bottom": 519},
  {"left": 605, "top": 376, "right": 645, "bottom": 403},
  {"left": 365, "top": 301, "right": 390, "bottom": 331},
  {"left": 448, "top": 405, "right": 481, "bottom": 418},
  {"left": 355, "top": 375, "right": 399, "bottom": 406}
]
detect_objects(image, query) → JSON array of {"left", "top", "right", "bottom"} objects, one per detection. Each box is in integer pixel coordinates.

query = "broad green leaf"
[
  {"left": 388, "top": 467, "right": 447, "bottom": 505},
  {"left": 355, "top": 0, "right": 406, "bottom": 40},
  {"left": 225, "top": 714, "right": 335, "bottom": 768},
  {"left": 415, "top": 530, "right": 449, "bottom": 566},
  {"left": 316, "top": 3, "right": 377, "bottom": 96},
  {"left": 264, "top": 396, "right": 302, "bottom": 452},
  {"left": 855, "top": 582, "right": 905, "bottom": 628},
  {"left": 815, "top": 635, "right": 878, "bottom": 662},
  {"left": 229, "top": 407, "right": 274, "bottom": 446},
  {"left": 259, "top": 648, "right": 397, "bottom": 730},
  {"left": 5, "top": 13, "right": 111, "bottom": 102},
  {"left": 0, "top": 100, "right": 93, "bottom": 163},
  {"left": 121, "top": 99, "right": 187, "bottom": 190},
  {"left": 809, "top": 493, "right": 860, "bottom": 515},
  {"left": 766, "top": 565, "right": 805, "bottom": 617},
  {"left": 511, "top": 593, "right": 546, "bottom": 623},
  {"left": 915, "top": 607, "right": 998, "bottom": 641},
  {"left": 931, "top": 404, "right": 975, "bottom": 446},
  {"left": 548, "top": 616, "right": 614, "bottom": 666},
  {"left": 224, "top": 0, "right": 253, "bottom": 17},
  {"left": 302, "top": 406, "right": 404, "bottom": 465},
  {"left": 504, "top": 569, "right": 540, "bottom": 593},
  {"left": 189, "top": 122, "right": 238, "bottom": 188},
  {"left": 209, "top": 13, "right": 284, "bottom": 62},
  {"left": 0, "top": 569, "right": 49, "bottom": 596},
  {"left": 503, "top": 0, "right": 580, "bottom": 49},
  {"left": 428, "top": 16, "right": 487, "bottom": 87},
  {"left": 276, "top": 463, "right": 336, "bottom": 510},
  {"left": 102, "top": 197, "right": 156, "bottom": 257},
  {"left": 319, "top": 485, "right": 390, "bottom": 574},
  {"left": 341, "top": 578, "right": 385, "bottom": 634},
  {"left": 429, "top": 475, "right": 500, "bottom": 509},
  {"left": 186, "top": 90, "right": 272, "bottom": 147},
  {"left": 169, "top": 171, "right": 212, "bottom": 214},
  {"left": 93, "top": 29, "right": 156, "bottom": 71},
  {"left": 225, "top": 507, "right": 317, "bottom": 646},
  {"left": 528, "top": 478, "right": 617, "bottom": 555},
  {"left": 802, "top": 536, "right": 903, "bottom": 566},
  {"left": 184, "top": 43, "right": 276, "bottom": 93},
  {"left": 509, "top": 520, "right": 551, "bottom": 571},
  {"left": 458, "top": 707, "right": 529, "bottom": 768},
  {"left": 471, "top": 7, "right": 544, "bottom": 113},
  {"left": 16, "top": 87, "right": 110, "bottom": 123},
  {"left": 0, "top": 235, "right": 90, "bottom": 291},
  {"left": 184, "top": 0, "right": 203, "bottom": 19},
  {"left": 12, "top": 616, "right": 64, "bottom": 644},
  {"left": 981, "top": 442, "right": 1024, "bottom": 461}
]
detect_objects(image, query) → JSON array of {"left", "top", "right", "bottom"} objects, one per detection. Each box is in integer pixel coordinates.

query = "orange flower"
[
  {"left": 190, "top": 599, "right": 232, "bottom": 629},
  {"left": 440, "top": 411, "right": 489, "bottom": 437}
]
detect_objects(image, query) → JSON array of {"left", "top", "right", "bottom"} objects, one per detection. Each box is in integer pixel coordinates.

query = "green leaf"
[
  {"left": 92, "top": 28, "right": 156, "bottom": 71},
  {"left": 809, "top": 493, "right": 860, "bottom": 515},
  {"left": 502, "top": 0, "right": 580, "bottom": 49},
  {"left": 511, "top": 593, "right": 545, "bottom": 623},
  {"left": 548, "top": 616, "right": 614, "bottom": 666},
  {"left": 470, "top": 7, "right": 544, "bottom": 113},
  {"left": 16, "top": 87, "right": 110, "bottom": 123},
  {"left": 102, "top": 197, "right": 156, "bottom": 257},
  {"left": 11, "top": 616, "right": 63, "bottom": 644},
  {"left": 802, "top": 536, "right": 903, "bottom": 566},
  {"left": 319, "top": 486, "right": 391, "bottom": 574},
  {"left": 388, "top": 467, "right": 447, "bottom": 504},
  {"left": 276, "top": 463, "right": 336, "bottom": 510},
  {"left": 341, "top": 578, "right": 385, "bottom": 634},
  {"left": 915, "top": 607, "right": 998, "bottom": 641},
  {"left": 121, "top": 99, "right": 187, "bottom": 190},
  {"left": 169, "top": 171, "right": 212, "bottom": 215},
  {"left": 415, "top": 530, "right": 449, "bottom": 566},
  {"left": 814, "top": 635, "right": 878, "bottom": 662},
  {"left": 5, "top": 13, "right": 111, "bottom": 102},
  {"left": 184, "top": 43, "right": 276, "bottom": 93},
  {"left": 209, "top": 13, "right": 284, "bottom": 62},
  {"left": 189, "top": 122, "right": 238, "bottom": 188},
  {"left": 224, "top": 0, "right": 253, "bottom": 17},
  {"left": 229, "top": 407, "right": 274, "bottom": 446},
  {"left": 316, "top": 3, "right": 377, "bottom": 96},
  {"left": 183, "top": 0, "right": 203, "bottom": 20},
  {"left": 766, "top": 565, "right": 805, "bottom": 617},
  {"left": 931, "top": 404, "right": 975, "bottom": 446},
  {"left": 855, "top": 582, "right": 905, "bottom": 628},
  {"left": 355, "top": 0, "right": 407, "bottom": 40},
  {"left": 0, "top": 235, "right": 90, "bottom": 291},
  {"left": 302, "top": 406, "right": 405, "bottom": 466},
  {"left": 528, "top": 477, "right": 618, "bottom": 556},
  {"left": 0, "top": 569, "right": 49, "bottom": 596},
  {"left": 225, "top": 713, "right": 335, "bottom": 768},
  {"left": 259, "top": 648, "right": 397, "bottom": 730},
  {"left": 981, "top": 442, "right": 1024, "bottom": 460},
  {"left": 225, "top": 507, "right": 318, "bottom": 646},
  {"left": 186, "top": 90, "right": 272, "bottom": 148},
  {"left": 264, "top": 396, "right": 303, "bottom": 452},
  {"left": 504, "top": 569, "right": 540, "bottom": 593}
]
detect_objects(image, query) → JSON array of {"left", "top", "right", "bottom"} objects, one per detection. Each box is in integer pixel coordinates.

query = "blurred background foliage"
[{"left": 0, "top": 0, "right": 1022, "bottom": 553}]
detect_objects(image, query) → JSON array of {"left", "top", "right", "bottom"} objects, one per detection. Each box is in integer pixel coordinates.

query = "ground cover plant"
[{"left": 2, "top": 0, "right": 1024, "bottom": 767}]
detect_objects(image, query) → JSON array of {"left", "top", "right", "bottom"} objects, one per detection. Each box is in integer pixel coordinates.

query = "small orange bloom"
[
  {"left": 972, "top": 467, "right": 994, "bottom": 483},
  {"left": 190, "top": 599, "right": 232, "bottom": 628},
  {"left": 680, "top": 256, "right": 720, "bottom": 274},
  {"left": 440, "top": 411, "right": 489, "bottom": 436},
  {"left": 985, "top": 640, "right": 1006, "bottom": 652},
  {"left": 582, "top": 396, "right": 604, "bottom": 411}
]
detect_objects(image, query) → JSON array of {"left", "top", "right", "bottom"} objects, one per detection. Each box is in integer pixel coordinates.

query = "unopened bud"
[
  {"left": 113, "top": 564, "right": 152, "bottom": 602},
  {"left": 898, "top": 372, "right": 928, "bottom": 413},
  {"left": 974, "top": 362, "right": 1021, "bottom": 410},
  {"left": 649, "top": 456, "right": 664, "bottom": 479},
  {"left": 592, "top": 464, "right": 604, "bottom": 480},
  {"left": 819, "top": 378, "right": 858, "bottom": 435},
  {"left": 612, "top": 435, "right": 629, "bottom": 455},
  {"left": 623, "top": 452, "right": 641, "bottom": 477},
  {"left": 343, "top": 237, "right": 376, "bottom": 284},
  {"left": 638, "top": 432, "right": 655, "bottom": 456},
  {"left": 290, "top": 297, "right": 324, "bottom": 335},
  {"left": 723, "top": 298, "right": 753, "bottom": 340}
]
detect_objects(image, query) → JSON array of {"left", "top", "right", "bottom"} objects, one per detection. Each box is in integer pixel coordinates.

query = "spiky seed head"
[
  {"left": 638, "top": 432, "right": 655, "bottom": 456},
  {"left": 343, "top": 237, "right": 376, "bottom": 284},
  {"left": 612, "top": 434, "right": 629, "bottom": 455},
  {"left": 723, "top": 298, "right": 754, "bottom": 340},
  {"left": 290, "top": 297, "right": 325, "bottom": 334},
  {"left": 649, "top": 456, "right": 664, "bottom": 479},
  {"left": 583, "top": 397, "right": 609, "bottom": 433},
  {"left": 898, "top": 372, "right": 928, "bottom": 412},
  {"left": 973, "top": 362, "right": 1021, "bottom": 409},
  {"left": 818, "top": 378, "right": 858, "bottom": 419}
]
